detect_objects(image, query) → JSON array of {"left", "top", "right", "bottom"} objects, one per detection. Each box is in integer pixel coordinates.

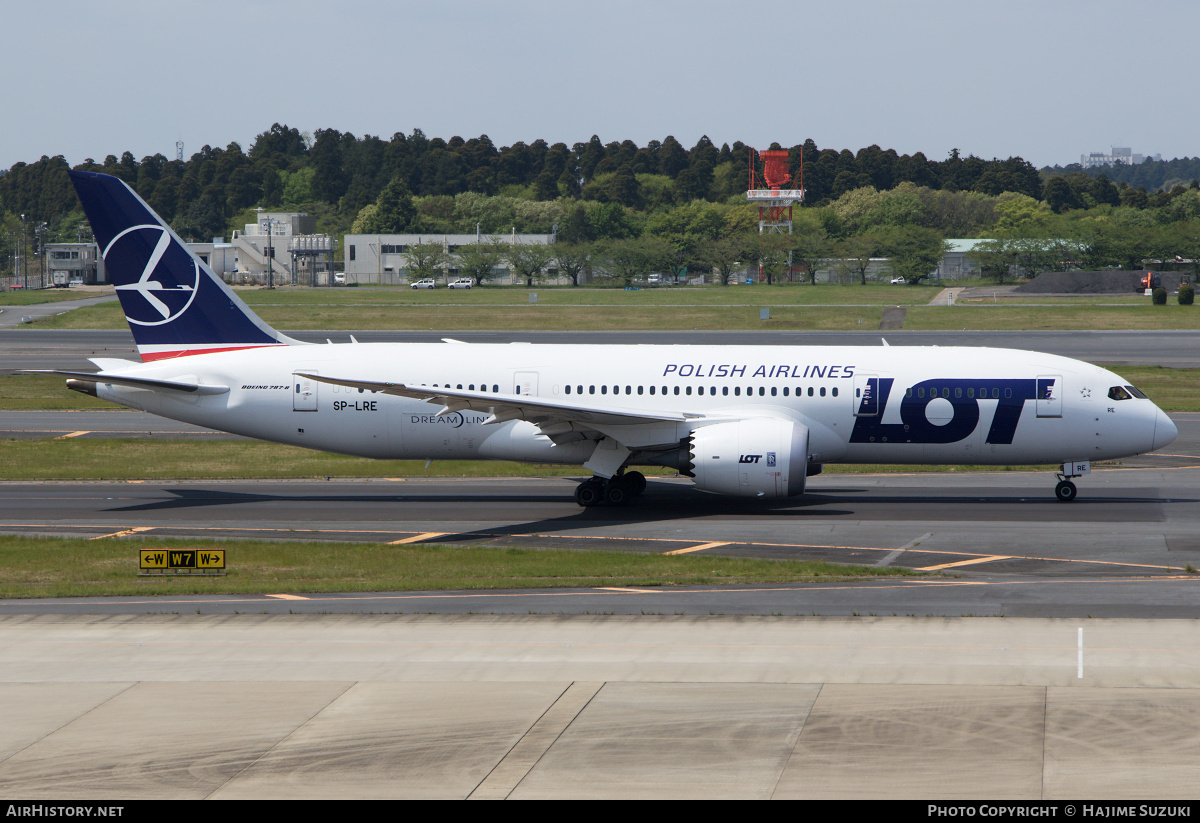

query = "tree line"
[{"left": 2, "top": 123, "right": 1199, "bottom": 286}]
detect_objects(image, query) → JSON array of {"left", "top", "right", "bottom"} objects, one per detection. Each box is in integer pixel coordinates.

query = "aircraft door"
[
  {"left": 293, "top": 371, "right": 318, "bottom": 411},
  {"left": 514, "top": 371, "right": 538, "bottom": 396},
  {"left": 854, "top": 374, "right": 879, "bottom": 416},
  {"left": 1036, "top": 375, "right": 1062, "bottom": 418}
]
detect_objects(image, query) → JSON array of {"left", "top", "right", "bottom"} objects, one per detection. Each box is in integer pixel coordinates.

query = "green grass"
[
  {"left": 236, "top": 283, "right": 940, "bottom": 307},
  {"left": 0, "top": 534, "right": 917, "bottom": 599},
  {"left": 1102, "top": 365, "right": 1200, "bottom": 412},
  {"left": 0, "top": 374, "right": 114, "bottom": 410},
  {"left": 30, "top": 284, "right": 1200, "bottom": 331},
  {"left": 0, "top": 438, "right": 653, "bottom": 481},
  {"left": 906, "top": 304, "right": 1200, "bottom": 331},
  {"left": 0, "top": 289, "right": 111, "bottom": 306}
]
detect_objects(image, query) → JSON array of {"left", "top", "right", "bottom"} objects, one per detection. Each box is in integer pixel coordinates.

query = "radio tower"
[
  {"left": 176, "top": 141, "right": 184, "bottom": 162},
  {"left": 747, "top": 147, "right": 804, "bottom": 280}
]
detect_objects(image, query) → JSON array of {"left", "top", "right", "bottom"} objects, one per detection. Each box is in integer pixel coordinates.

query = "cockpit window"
[
  {"left": 1125, "top": 385, "right": 1148, "bottom": 399},
  {"left": 1108, "top": 386, "right": 1132, "bottom": 401}
]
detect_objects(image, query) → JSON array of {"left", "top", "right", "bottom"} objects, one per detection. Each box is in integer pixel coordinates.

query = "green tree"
[
  {"left": 554, "top": 242, "right": 594, "bottom": 287},
  {"left": 880, "top": 225, "right": 947, "bottom": 284},
  {"left": 756, "top": 233, "right": 796, "bottom": 285},
  {"left": 791, "top": 226, "right": 835, "bottom": 285},
  {"left": 596, "top": 237, "right": 672, "bottom": 287},
  {"left": 1044, "top": 177, "right": 1082, "bottom": 213},
  {"left": 969, "top": 238, "right": 1016, "bottom": 284},
  {"left": 835, "top": 232, "right": 882, "bottom": 285},
  {"left": 454, "top": 239, "right": 506, "bottom": 286},
  {"left": 700, "top": 233, "right": 754, "bottom": 285},
  {"left": 506, "top": 241, "right": 556, "bottom": 287},
  {"left": 354, "top": 177, "right": 417, "bottom": 234},
  {"left": 404, "top": 239, "right": 447, "bottom": 282},
  {"left": 280, "top": 167, "right": 315, "bottom": 207}
]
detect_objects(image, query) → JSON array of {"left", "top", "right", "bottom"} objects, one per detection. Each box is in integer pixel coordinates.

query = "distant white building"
[
  {"left": 344, "top": 232, "right": 559, "bottom": 285},
  {"left": 1081, "top": 147, "right": 1162, "bottom": 168}
]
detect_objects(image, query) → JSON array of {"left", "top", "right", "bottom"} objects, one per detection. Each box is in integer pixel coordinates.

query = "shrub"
[
  {"left": 1153, "top": 287, "right": 1167, "bottom": 304},
  {"left": 1179, "top": 284, "right": 1194, "bottom": 305}
]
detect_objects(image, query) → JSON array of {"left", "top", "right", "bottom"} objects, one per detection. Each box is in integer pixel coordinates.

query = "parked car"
[
  {"left": 333, "top": 273, "right": 345, "bottom": 285},
  {"left": 410, "top": 278, "right": 438, "bottom": 289},
  {"left": 891, "top": 276, "right": 907, "bottom": 285},
  {"left": 448, "top": 278, "right": 474, "bottom": 289}
]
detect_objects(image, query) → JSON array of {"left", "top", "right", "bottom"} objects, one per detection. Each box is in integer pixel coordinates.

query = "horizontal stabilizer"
[{"left": 19, "top": 370, "right": 229, "bottom": 395}]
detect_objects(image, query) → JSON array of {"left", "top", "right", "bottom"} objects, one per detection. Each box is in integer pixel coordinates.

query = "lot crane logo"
[{"left": 103, "top": 224, "right": 200, "bottom": 326}]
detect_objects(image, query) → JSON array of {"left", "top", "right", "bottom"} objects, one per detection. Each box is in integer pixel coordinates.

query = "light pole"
[
  {"left": 265, "top": 216, "right": 275, "bottom": 290},
  {"left": 20, "top": 214, "right": 26, "bottom": 290},
  {"left": 35, "top": 222, "right": 47, "bottom": 288}
]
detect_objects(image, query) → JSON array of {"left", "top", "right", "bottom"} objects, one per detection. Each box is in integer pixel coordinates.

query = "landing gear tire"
[
  {"left": 1055, "top": 480, "right": 1077, "bottom": 502},
  {"left": 621, "top": 471, "right": 647, "bottom": 495},
  {"left": 574, "top": 479, "right": 605, "bottom": 507},
  {"left": 604, "top": 483, "right": 630, "bottom": 506}
]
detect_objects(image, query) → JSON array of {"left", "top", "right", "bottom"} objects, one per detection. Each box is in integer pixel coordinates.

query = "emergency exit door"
[
  {"left": 513, "top": 371, "right": 538, "bottom": 396},
  {"left": 293, "top": 371, "right": 318, "bottom": 411}
]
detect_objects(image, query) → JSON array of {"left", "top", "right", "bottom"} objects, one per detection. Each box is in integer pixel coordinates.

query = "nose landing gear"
[
  {"left": 1054, "top": 461, "right": 1089, "bottom": 502},
  {"left": 574, "top": 470, "right": 646, "bottom": 507},
  {"left": 1054, "top": 479, "right": 1077, "bottom": 502}
]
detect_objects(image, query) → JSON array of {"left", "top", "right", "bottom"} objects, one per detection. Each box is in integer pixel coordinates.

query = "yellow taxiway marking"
[
  {"left": 89, "top": 526, "right": 154, "bottom": 541},
  {"left": 265, "top": 594, "right": 309, "bottom": 600},
  {"left": 596, "top": 587, "right": 661, "bottom": 593},
  {"left": 2, "top": 522, "right": 1192, "bottom": 573},
  {"left": 388, "top": 532, "right": 448, "bottom": 545},
  {"left": 53, "top": 431, "right": 91, "bottom": 439},
  {"left": 664, "top": 541, "right": 730, "bottom": 555},
  {"left": 917, "top": 555, "right": 1012, "bottom": 571}
]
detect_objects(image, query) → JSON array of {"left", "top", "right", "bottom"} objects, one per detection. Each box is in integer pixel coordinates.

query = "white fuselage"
[{"left": 90, "top": 342, "right": 1175, "bottom": 472}]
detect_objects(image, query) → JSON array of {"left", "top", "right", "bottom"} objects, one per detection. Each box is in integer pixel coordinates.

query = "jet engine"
[{"left": 685, "top": 418, "right": 811, "bottom": 498}]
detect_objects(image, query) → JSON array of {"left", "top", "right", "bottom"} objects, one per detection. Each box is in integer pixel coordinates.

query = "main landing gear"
[{"left": 574, "top": 471, "right": 646, "bottom": 507}]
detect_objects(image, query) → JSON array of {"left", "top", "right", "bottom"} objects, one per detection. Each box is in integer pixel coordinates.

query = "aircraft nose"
[{"left": 1153, "top": 408, "right": 1178, "bottom": 451}]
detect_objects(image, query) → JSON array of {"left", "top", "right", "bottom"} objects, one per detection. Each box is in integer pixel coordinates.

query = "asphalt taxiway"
[
  {"left": 2, "top": 463, "right": 1199, "bottom": 618},
  {"left": 6, "top": 327, "right": 1200, "bottom": 370}
]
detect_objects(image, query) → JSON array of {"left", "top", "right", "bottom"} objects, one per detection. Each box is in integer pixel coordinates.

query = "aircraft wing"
[
  {"left": 19, "top": 370, "right": 230, "bottom": 395},
  {"left": 297, "top": 373, "right": 697, "bottom": 431}
]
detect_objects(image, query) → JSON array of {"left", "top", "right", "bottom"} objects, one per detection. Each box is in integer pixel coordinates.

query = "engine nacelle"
[{"left": 687, "top": 418, "right": 811, "bottom": 498}]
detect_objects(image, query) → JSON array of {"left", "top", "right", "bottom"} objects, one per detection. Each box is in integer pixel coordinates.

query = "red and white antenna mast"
[
  {"left": 747, "top": 147, "right": 804, "bottom": 226},
  {"left": 747, "top": 147, "right": 804, "bottom": 279}
]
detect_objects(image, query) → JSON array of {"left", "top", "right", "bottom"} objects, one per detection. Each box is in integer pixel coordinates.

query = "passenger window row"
[
  {"left": 906, "top": 387, "right": 1009, "bottom": 399},
  {"left": 562, "top": 384, "right": 837, "bottom": 398},
  {"left": 425, "top": 384, "right": 501, "bottom": 392}
]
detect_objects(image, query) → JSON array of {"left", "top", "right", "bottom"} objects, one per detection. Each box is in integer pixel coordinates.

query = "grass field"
[
  {"left": 0, "top": 289, "right": 112, "bottom": 306},
  {"left": 28, "top": 283, "right": 1200, "bottom": 331},
  {"left": 0, "top": 535, "right": 916, "bottom": 599},
  {"left": 0, "top": 438, "right": 639, "bottom": 481},
  {"left": 0, "top": 373, "right": 113, "bottom": 409}
]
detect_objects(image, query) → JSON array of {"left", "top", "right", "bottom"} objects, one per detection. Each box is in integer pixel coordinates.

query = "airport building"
[
  {"left": 343, "top": 232, "right": 560, "bottom": 285},
  {"left": 231, "top": 212, "right": 338, "bottom": 286},
  {"left": 45, "top": 243, "right": 105, "bottom": 285},
  {"left": 802, "top": 239, "right": 984, "bottom": 284},
  {"left": 1080, "top": 147, "right": 1162, "bottom": 168}
]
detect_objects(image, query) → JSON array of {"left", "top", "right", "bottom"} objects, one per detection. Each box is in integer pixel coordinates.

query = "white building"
[
  {"left": 231, "top": 212, "right": 337, "bottom": 285},
  {"left": 1081, "top": 147, "right": 1162, "bottom": 168},
  {"left": 344, "top": 232, "right": 559, "bottom": 285}
]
